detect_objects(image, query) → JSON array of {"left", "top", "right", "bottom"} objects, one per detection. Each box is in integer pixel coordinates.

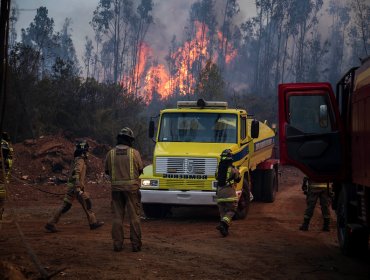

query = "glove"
[{"left": 76, "top": 187, "right": 84, "bottom": 196}]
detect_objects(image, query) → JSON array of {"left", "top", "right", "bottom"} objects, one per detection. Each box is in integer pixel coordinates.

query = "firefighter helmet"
[
  {"left": 220, "top": 149, "right": 233, "bottom": 161},
  {"left": 1, "top": 132, "right": 10, "bottom": 141},
  {"left": 75, "top": 140, "right": 89, "bottom": 153},
  {"left": 118, "top": 127, "right": 134, "bottom": 140}
]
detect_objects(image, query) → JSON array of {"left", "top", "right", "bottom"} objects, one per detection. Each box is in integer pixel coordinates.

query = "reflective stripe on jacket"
[
  {"left": 217, "top": 196, "right": 238, "bottom": 203},
  {"left": 105, "top": 145, "right": 143, "bottom": 191},
  {"left": 308, "top": 180, "right": 328, "bottom": 190}
]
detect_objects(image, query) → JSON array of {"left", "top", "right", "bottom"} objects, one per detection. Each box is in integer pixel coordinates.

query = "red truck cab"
[{"left": 278, "top": 58, "right": 370, "bottom": 256}]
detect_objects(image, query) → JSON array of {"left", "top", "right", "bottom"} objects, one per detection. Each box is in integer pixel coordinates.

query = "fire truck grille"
[
  {"left": 158, "top": 179, "right": 210, "bottom": 189},
  {"left": 155, "top": 157, "right": 217, "bottom": 176}
]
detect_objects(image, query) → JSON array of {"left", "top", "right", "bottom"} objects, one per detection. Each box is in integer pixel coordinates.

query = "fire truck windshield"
[{"left": 158, "top": 112, "right": 237, "bottom": 143}]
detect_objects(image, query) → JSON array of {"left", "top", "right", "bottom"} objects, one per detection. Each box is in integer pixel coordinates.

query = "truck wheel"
[
  {"left": 336, "top": 185, "right": 369, "bottom": 256},
  {"left": 142, "top": 203, "right": 170, "bottom": 219},
  {"left": 261, "top": 169, "right": 277, "bottom": 203},
  {"left": 234, "top": 178, "right": 251, "bottom": 220}
]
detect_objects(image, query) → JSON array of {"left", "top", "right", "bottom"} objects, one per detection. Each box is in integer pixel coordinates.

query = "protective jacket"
[
  {"left": 215, "top": 165, "right": 241, "bottom": 203},
  {"left": 67, "top": 157, "right": 86, "bottom": 190},
  {"left": 1, "top": 139, "right": 13, "bottom": 179},
  {"left": 1, "top": 139, "right": 13, "bottom": 215},
  {"left": 105, "top": 144, "right": 143, "bottom": 191},
  {"left": 215, "top": 163, "right": 241, "bottom": 226}
]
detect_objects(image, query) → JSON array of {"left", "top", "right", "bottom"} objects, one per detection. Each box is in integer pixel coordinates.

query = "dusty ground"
[{"left": 1, "top": 165, "right": 369, "bottom": 280}]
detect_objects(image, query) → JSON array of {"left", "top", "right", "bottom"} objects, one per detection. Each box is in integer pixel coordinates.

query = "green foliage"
[{"left": 4, "top": 43, "right": 150, "bottom": 155}]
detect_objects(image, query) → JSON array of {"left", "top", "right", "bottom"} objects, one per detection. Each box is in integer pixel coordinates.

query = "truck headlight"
[
  {"left": 141, "top": 179, "right": 159, "bottom": 187},
  {"left": 212, "top": 181, "right": 218, "bottom": 190}
]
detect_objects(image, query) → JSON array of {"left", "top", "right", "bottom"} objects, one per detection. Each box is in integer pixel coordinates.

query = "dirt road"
[{"left": 1, "top": 166, "right": 369, "bottom": 280}]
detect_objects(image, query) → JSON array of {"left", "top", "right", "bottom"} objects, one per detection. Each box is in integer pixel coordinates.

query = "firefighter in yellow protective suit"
[
  {"left": 45, "top": 141, "right": 104, "bottom": 232},
  {"left": 215, "top": 149, "right": 241, "bottom": 237},
  {"left": 0, "top": 132, "right": 13, "bottom": 220},
  {"left": 105, "top": 127, "right": 144, "bottom": 252},
  {"left": 299, "top": 177, "right": 331, "bottom": 231}
]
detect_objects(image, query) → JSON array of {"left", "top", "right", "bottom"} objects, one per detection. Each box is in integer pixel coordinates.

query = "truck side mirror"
[
  {"left": 149, "top": 120, "right": 155, "bottom": 138},
  {"left": 319, "top": 105, "right": 328, "bottom": 128},
  {"left": 251, "top": 119, "right": 259, "bottom": 138}
]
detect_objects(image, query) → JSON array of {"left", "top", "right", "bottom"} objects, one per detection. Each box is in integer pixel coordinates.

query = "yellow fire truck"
[{"left": 140, "top": 99, "right": 279, "bottom": 218}]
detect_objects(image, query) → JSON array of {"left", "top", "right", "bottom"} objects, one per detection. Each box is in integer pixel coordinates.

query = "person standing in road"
[
  {"left": 105, "top": 127, "right": 144, "bottom": 252},
  {"left": 0, "top": 132, "right": 13, "bottom": 220},
  {"left": 215, "top": 149, "right": 241, "bottom": 237},
  {"left": 45, "top": 140, "right": 104, "bottom": 232},
  {"left": 299, "top": 176, "right": 331, "bottom": 231}
]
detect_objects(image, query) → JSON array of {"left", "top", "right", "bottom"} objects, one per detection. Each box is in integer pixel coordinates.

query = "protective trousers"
[
  {"left": 304, "top": 189, "right": 330, "bottom": 220},
  {"left": 48, "top": 187, "right": 97, "bottom": 226},
  {"left": 111, "top": 190, "right": 142, "bottom": 249},
  {"left": 217, "top": 186, "right": 238, "bottom": 225}
]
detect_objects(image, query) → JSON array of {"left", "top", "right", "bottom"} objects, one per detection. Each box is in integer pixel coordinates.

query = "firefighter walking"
[
  {"left": 45, "top": 141, "right": 104, "bottom": 232},
  {"left": 0, "top": 132, "right": 13, "bottom": 220},
  {"left": 299, "top": 176, "right": 331, "bottom": 231},
  {"left": 105, "top": 127, "right": 144, "bottom": 252},
  {"left": 215, "top": 149, "right": 241, "bottom": 237}
]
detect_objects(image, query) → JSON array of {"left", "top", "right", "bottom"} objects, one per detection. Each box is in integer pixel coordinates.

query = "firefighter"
[
  {"left": 105, "top": 127, "right": 144, "bottom": 252},
  {"left": 45, "top": 140, "right": 104, "bottom": 232},
  {"left": 299, "top": 176, "right": 331, "bottom": 231},
  {"left": 215, "top": 149, "right": 241, "bottom": 237},
  {"left": 0, "top": 132, "right": 13, "bottom": 220}
]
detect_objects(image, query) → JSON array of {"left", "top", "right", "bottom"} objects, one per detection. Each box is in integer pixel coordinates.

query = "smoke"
[
  {"left": 15, "top": 0, "right": 256, "bottom": 66},
  {"left": 146, "top": 0, "right": 256, "bottom": 64}
]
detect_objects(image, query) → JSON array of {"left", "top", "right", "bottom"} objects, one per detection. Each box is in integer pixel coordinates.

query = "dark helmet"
[
  {"left": 75, "top": 140, "right": 89, "bottom": 154},
  {"left": 118, "top": 127, "right": 134, "bottom": 140},
  {"left": 1, "top": 132, "right": 10, "bottom": 142},
  {"left": 220, "top": 149, "right": 233, "bottom": 162}
]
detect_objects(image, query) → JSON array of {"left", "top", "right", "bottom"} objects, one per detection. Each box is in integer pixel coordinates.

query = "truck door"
[{"left": 278, "top": 83, "right": 345, "bottom": 181}]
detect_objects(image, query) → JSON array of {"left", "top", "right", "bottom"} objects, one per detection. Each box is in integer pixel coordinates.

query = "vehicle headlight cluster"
[
  {"left": 212, "top": 181, "right": 218, "bottom": 190},
  {"left": 141, "top": 179, "right": 159, "bottom": 187}
]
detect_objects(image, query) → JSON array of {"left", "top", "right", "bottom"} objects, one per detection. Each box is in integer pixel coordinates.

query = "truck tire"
[
  {"left": 261, "top": 169, "right": 277, "bottom": 203},
  {"left": 336, "top": 185, "right": 368, "bottom": 256},
  {"left": 234, "top": 178, "right": 251, "bottom": 220},
  {"left": 142, "top": 203, "right": 171, "bottom": 219}
]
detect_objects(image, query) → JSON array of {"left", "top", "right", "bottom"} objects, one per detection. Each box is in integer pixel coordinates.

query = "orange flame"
[
  {"left": 124, "top": 21, "right": 237, "bottom": 102},
  {"left": 217, "top": 31, "right": 237, "bottom": 64}
]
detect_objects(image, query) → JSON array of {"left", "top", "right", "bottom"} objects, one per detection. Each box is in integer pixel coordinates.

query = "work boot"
[
  {"left": 90, "top": 221, "right": 104, "bottom": 230},
  {"left": 45, "top": 223, "right": 58, "bottom": 233},
  {"left": 216, "top": 221, "right": 229, "bottom": 237},
  {"left": 299, "top": 218, "right": 310, "bottom": 231},
  {"left": 132, "top": 245, "right": 142, "bottom": 252},
  {"left": 113, "top": 242, "right": 123, "bottom": 252},
  {"left": 322, "top": 218, "right": 330, "bottom": 232}
]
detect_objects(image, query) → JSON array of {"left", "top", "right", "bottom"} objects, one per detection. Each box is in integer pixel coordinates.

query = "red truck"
[{"left": 278, "top": 57, "right": 370, "bottom": 256}]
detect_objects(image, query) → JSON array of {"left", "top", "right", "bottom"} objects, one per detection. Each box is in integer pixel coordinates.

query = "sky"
[{"left": 14, "top": 0, "right": 257, "bottom": 63}]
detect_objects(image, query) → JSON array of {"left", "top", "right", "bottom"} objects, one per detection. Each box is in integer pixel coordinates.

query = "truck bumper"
[{"left": 140, "top": 189, "right": 217, "bottom": 205}]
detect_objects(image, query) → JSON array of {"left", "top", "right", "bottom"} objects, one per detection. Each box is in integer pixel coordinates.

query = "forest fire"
[{"left": 124, "top": 21, "right": 237, "bottom": 103}]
